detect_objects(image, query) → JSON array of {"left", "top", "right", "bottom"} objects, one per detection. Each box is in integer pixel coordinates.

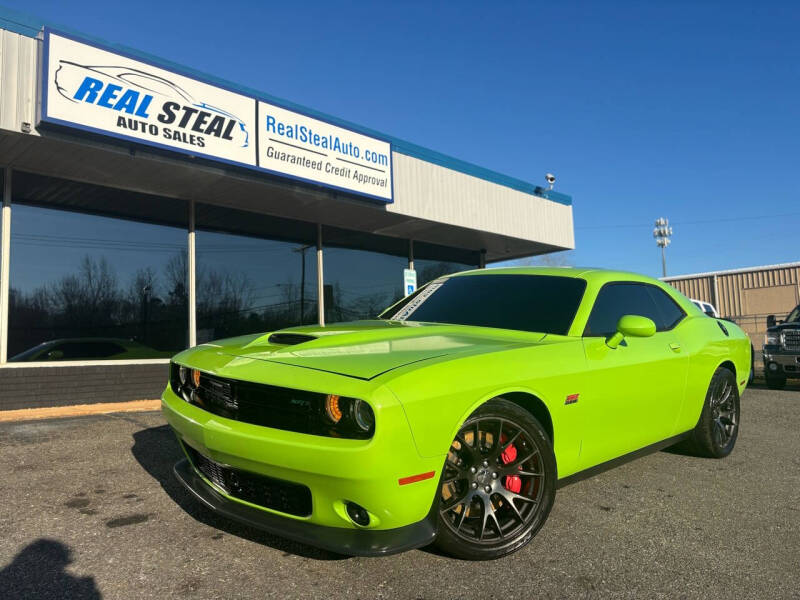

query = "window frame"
[{"left": 582, "top": 281, "right": 687, "bottom": 338}]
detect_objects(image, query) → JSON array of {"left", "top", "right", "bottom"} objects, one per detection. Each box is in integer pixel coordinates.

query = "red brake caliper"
[{"left": 500, "top": 434, "right": 522, "bottom": 493}]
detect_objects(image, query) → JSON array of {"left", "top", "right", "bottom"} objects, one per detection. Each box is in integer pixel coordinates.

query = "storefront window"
[
  {"left": 7, "top": 205, "right": 188, "bottom": 361},
  {"left": 323, "top": 247, "right": 408, "bottom": 322},
  {"left": 414, "top": 259, "right": 475, "bottom": 285},
  {"left": 195, "top": 231, "right": 316, "bottom": 342}
]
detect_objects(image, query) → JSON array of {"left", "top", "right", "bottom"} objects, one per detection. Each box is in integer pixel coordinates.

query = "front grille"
[
  {"left": 169, "top": 364, "right": 373, "bottom": 439},
  {"left": 783, "top": 330, "right": 800, "bottom": 351},
  {"left": 185, "top": 445, "right": 312, "bottom": 517}
]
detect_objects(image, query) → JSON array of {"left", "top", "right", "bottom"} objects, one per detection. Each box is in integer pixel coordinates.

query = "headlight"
[
  {"left": 765, "top": 332, "right": 782, "bottom": 345},
  {"left": 352, "top": 399, "right": 375, "bottom": 432},
  {"left": 170, "top": 363, "right": 200, "bottom": 403},
  {"left": 325, "top": 394, "right": 344, "bottom": 423},
  {"left": 324, "top": 394, "right": 375, "bottom": 437}
]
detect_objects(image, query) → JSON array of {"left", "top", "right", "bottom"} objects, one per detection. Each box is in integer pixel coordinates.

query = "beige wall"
[{"left": 665, "top": 263, "right": 800, "bottom": 365}]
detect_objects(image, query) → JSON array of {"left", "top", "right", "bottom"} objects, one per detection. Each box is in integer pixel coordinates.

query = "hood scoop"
[{"left": 267, "top": 333, "right": 317, "bottom": 346}]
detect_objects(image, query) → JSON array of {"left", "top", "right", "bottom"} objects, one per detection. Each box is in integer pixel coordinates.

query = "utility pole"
[{"left": 653, "top": 217, "right": 673, "bottom": 277}]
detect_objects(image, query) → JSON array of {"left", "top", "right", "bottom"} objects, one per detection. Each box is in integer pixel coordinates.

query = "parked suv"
[{"left": 763, "top": 304, "right": 800, "bottom": 389}]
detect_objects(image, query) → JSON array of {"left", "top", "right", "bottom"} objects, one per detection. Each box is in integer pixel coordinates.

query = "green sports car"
[{"left": 162, "top": 267, "right": 750, "bottom": 560}]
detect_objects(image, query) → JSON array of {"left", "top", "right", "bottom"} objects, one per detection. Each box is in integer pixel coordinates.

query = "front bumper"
[
  {"left": 174, "top": 458, "right": 437, "bottom": 556},
  {"left": 161, "top": 385, "right": 443, "bottom": 552},
  {"left": 762, "top": 348, "right": 800, "bottom": 378}
]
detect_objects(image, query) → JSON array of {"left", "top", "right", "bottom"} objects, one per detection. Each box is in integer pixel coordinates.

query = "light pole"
[{"left": 653, "top": 217, "right": 673, "bottom": 277}]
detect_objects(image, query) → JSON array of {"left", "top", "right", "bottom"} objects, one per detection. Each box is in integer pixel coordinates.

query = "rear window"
[{"left": 379, "top": 274, "right": 587, "bottom": 335}]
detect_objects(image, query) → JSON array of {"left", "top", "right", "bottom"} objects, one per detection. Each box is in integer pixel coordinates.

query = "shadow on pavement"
[
  {"left": 0, "top": 539, "right": 101, "bottom": 599},
  {"left": 131, "top": 424, "right": 347, "bottom": 561}
]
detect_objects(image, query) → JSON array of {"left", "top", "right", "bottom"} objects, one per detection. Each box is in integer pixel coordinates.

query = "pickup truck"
[{"left": 763, "top": 304, "right": 800, "bottom": 389}]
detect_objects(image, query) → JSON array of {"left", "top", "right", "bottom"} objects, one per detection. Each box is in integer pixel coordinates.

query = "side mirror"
[
  {"left": 46, "top": 349, "right": 64, "bottom": 360},
  {"left": 606, "top": 315, "right": 656, "bottom": 349},
  {"left": 766, "top": 315, "right": 776, "bottom": 328}
]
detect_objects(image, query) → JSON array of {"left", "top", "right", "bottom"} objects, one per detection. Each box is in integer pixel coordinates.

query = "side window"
[
  {"left": 584, "top": 283, "right": 661, "bottom": 336},
  {"left": 647, "top": 287, "right": 686, "bottom": 330}
]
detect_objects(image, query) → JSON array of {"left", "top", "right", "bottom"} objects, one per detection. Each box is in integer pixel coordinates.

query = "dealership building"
[{"left": 0, "top": 11, "right": 574, "bottom": 409}]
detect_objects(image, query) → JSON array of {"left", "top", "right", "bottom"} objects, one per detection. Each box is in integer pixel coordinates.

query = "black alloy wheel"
[
  {"left": 434, "top": 399, "right": 556, "bottom": 560},
  {"left": 709, "top": 374, "right": 738, "bottom": 450},
  {"left": 682, "top": 366, "right": 741, "bottom": 458}
]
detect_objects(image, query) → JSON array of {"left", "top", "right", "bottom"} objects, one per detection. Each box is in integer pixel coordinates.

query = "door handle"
[{"left": 669, "top": 343, "right": 681, "bottom": 352}]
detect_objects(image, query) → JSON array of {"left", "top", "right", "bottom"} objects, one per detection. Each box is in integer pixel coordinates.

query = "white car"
[{"left": 691, "top": 298, "right": 720, "bottom": 318}]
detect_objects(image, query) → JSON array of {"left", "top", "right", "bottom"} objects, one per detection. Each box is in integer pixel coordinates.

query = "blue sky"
[{"left": 4, "top": 0, "right": 799, "bottom": 278}]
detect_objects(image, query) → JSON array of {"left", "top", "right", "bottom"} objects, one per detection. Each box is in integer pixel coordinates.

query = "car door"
[{"left": 579, "top": 282, "right": 689, "bottom": 469}]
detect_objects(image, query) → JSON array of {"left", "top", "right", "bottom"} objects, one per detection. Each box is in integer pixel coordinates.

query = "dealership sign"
[
  {"left": 258, "top": 102, "right": 392, "bottom": 201},
  {"left": 39, "top": 29, "right": 393, "bottom": 203}
]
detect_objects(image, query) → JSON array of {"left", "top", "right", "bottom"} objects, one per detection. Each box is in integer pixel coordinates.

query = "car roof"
[{"left": 448, "top": 266, "right": 665, "bottom": 286}]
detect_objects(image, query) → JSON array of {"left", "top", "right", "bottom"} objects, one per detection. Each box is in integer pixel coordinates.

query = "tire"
[
  {"left": 683, "top": 367, "right": 740, "bottom": 458},
  {"left": 434, "top": 398, "right": 556, "bottom": 560},
  {"left": 765, "top": 375, "right": 786, "bottom": 390}
]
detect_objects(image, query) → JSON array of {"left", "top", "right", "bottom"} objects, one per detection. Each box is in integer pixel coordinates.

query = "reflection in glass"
[
  {"left": 323, "top": 247, "right": 408, "bottom": 323},
  {"left": 195, "top": 231, "right": 316, "bottom": 343},
  {"left": 413, "top": 259, "right": 474, "bottom": 286},
  {"left": 8, "top": 205, "right": 187, "bottom": 360}
]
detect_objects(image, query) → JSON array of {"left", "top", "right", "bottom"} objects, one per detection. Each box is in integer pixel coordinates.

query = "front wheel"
[
  {"left": 434, "top": 399, "right": 556, "bottom": 560},
  {"left": 765, "top": 374, "right": 786, "bottom": 390}
]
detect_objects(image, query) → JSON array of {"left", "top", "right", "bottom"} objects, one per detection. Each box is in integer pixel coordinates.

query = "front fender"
[{"left": 383, "top": 339, "right": 587, "bottom": 479}]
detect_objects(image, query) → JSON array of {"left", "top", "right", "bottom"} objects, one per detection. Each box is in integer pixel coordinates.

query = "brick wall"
[{"left": 0, "top": 363, "right": 169, "bottom": 410}]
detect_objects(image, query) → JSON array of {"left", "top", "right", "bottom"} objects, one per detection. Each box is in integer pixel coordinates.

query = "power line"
[{"left": 576, "top": 211, "right": 800, "bottom": 231}]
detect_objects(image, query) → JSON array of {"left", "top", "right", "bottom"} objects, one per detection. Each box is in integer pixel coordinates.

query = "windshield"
[
  {"left": 379, "top": 274, "right": 587, "bottom": 335},
  {"left": 787, "top": 305, "right": 800, "bottom": 323}
]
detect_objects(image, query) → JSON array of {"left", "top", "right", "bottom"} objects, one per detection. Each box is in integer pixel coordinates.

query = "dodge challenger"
[{"left": 162, "top": 267, "right": 750, "bottom": 560}]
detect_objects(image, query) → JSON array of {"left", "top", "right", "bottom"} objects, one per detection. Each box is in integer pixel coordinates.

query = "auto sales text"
[{"left": 72, "top": 76, "right": 240, "bottom": 148}]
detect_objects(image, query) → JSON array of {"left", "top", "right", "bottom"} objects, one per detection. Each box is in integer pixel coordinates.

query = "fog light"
[
  {"left": 345, "top": 501, "right": 370, "bottom": 526},
  {"left": 769, "top": 362, "right": 779, "bottom": 372}
]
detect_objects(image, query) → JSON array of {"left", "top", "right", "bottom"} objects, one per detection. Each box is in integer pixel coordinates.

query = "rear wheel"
[
  {"left": 683, "top": 367, "right": 740, "bottom": 458},
  {"left": 434, "top": 399, "right": 556, "bottom": 560}
]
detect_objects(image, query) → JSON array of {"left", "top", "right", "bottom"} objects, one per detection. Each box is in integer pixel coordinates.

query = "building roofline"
[
  {"left": 662, "top": 261, "right": 800, "bottom": 281},
  {"left": 0, "top": 7, "right": 571, "bottom": 207}
]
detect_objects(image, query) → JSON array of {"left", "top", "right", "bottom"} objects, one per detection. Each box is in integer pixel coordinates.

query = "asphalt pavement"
[{"left": 1, "top": 384, "right": 798, "bottom": 599}]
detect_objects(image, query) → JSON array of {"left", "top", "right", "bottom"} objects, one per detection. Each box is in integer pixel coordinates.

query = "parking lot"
[{"left": 1, "top": 384, "right": 798, "bottom": 600}]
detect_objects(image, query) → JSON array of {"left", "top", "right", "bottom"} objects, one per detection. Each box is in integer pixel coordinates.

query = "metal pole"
[
  {"left": 188, "top": 200, "right": 197, "bottom": 348},
  {"left": 408, "top": 239, "right": 414, "bottom": 271},
  {"left": 712, "top": 274, "right": 719, "bottom": 311},
  {"left": 479, "top": 249, "right": 486, "bottom": 269},
  {"left": 299, "top": 248, "right": 306, "bottom": 324},
  {"left": 0, "top": 167, "right": 11, "bottom": 363},
  {"left": 661, "top": 246, "right": 666, "bottom": 278},
  {"left": 317, "top": 224, "right": 325, "bottom": 327}
]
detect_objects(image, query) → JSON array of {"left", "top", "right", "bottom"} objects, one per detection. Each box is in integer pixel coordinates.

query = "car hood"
[{"left": 205, "top": 320, "right": 547, "bottom": 380}]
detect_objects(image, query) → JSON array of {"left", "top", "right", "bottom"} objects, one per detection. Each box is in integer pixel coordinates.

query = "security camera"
[{"left": 545, "top": 173, "right": 555, "bottom": 189}]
